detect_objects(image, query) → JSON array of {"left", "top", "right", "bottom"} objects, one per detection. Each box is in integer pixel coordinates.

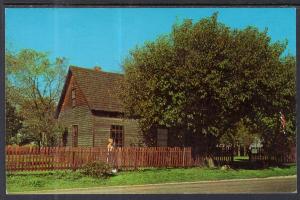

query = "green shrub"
[{"left": 80, "top": 161, "right": 113, "bottom": 178}]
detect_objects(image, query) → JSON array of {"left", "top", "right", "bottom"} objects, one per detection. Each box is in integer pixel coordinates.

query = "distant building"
[{"left": 249, "top": 136, "right": 263, "bottom": 154}]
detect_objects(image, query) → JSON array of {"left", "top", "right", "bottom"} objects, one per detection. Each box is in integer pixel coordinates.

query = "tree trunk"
[{"left": 38, "top": 132, "right": 42, "bottom": 148}]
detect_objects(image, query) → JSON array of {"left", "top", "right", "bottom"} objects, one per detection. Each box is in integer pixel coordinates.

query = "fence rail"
[
  {"left": 249, "top": 147, "right": 296, "bottom": 163},
  {"left": 6, "top": 146, "right": 233, "bottom": 172}
]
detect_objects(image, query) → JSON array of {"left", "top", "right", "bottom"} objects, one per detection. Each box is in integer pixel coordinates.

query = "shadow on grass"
[{"left": 229, "top": 160, "right": 294, "bottom": 170}]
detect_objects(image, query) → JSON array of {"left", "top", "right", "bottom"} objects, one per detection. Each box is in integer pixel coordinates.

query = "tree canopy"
[
  {"left": 5, "top": 48, "right": 68, "bottom": 146},
  {"left": 5, "top": 99, "right": 23, "bottom": 145},
  {"left": 122, "top": 13, "right": 296, "bottom": 149}
]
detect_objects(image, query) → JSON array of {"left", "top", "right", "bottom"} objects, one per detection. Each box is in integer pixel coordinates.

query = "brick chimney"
[{"left": 94, "top": 66, "right": 101, "bottom": 72}]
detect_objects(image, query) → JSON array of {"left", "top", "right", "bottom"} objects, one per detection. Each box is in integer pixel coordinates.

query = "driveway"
[{"left": 14, "top": 176, "right": 296, "bottom": 194}]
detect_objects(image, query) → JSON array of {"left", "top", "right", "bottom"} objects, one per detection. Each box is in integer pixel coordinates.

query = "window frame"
[{"left": 110, "top": 125, "right": 124, "bottom": 147}]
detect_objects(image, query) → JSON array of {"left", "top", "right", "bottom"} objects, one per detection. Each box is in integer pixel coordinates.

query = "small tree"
[
  {"left": 219, "top": 119, "right": 258, "bottom": 155},
  {"left": 5, "top": 48, "right": 67, "bottom": 146}
]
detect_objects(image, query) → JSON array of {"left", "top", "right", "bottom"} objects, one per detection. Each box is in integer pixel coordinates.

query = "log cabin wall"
[
  {"left": 60, "top": 75, "right": 88, "bottom": 111},
  {"left": 56, "top": 67, "right": 145, "bottom": 147},
  {"left": 58, "top": 74, "right": 93, "bottom": 146},
  {"left": 93, "top": 116, "right": 142, "bottom": 147}
]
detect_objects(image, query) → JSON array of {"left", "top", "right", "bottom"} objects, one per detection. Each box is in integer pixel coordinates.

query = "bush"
[{"left": 80, "top": 161, "right": 113, "bottom": 178}]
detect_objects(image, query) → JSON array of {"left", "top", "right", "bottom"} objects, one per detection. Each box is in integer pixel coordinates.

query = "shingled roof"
[{"left": 55, "top": 66, "right": 124, "bottom": 118}]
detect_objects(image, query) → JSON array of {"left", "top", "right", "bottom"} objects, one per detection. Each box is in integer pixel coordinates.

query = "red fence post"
[{"left": 72, "top": 148, "right": 76, "bottom": 171}]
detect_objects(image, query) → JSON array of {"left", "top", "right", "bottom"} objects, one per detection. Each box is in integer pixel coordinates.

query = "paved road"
[{"left": 17, "top": 176, "right": 296, "bottom": 194}]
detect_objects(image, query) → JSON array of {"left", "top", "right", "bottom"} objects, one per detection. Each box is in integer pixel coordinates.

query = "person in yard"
[
  {"left": 107, "top": 138, "right": 114, "bottom": 152},
  {"left": 279, "top": 111, "right": 286, "bottom": 134},
  {"left": 107, "top": 138, "right": 117, "bottom": 173},
  {"left": 107, "top": 138, "right": 114, "bottom": 163}
]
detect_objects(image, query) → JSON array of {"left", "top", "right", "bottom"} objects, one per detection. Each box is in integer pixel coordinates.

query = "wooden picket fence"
[
  {"left": 6, "top": 146, "right": 233, "bottom": 172},
  {"left": 249, "top": 147, "right": 296, "bottom": 164},
  {"left": 191, "top": 146, "right": 233, "bottom": 166}
]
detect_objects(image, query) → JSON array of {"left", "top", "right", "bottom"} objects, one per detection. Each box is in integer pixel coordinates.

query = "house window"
[
  {"left": 71, "top": 88, "right": 76, "bottom": 107},
  {"left": 110, "top": 125, "right": 124, "bottom": 147},
  {"left": 62, "top": 128, "right": 68, "bottom": 147},
  {"left": 72, "top": 125, "right": 78, "bottom": 147}
]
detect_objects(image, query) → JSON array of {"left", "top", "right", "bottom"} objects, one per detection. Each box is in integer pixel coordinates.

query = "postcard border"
[{"left": 0, "top": 2, "right": 299, "bottom": 200}]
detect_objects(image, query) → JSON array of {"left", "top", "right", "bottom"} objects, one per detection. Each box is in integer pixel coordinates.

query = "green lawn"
[
  {"left": 234, "top": 156, "right": 249, "bottom": 161},
  {"left": 7, "top": 165, "right": 296, "bottom": 193}
]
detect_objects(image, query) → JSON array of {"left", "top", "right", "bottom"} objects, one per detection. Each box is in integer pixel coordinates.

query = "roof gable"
[{"left": 55, "top": 66, "right": 124, "bottom": 118}]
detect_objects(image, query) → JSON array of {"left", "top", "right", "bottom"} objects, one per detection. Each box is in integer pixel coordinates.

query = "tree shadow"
[{"left": 230, "top": 160, "right": 293, "bottom": 170}]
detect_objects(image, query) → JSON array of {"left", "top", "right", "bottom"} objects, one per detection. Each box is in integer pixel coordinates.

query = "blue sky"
[{"left": 5, "top": 8, "right": 296, "bottom": 73}]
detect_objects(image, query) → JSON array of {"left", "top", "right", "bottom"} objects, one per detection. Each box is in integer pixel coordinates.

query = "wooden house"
[
  {"left": 55, "top": 66, "right": 171, "bottom": 147},
  {"left": 55, "top": 66, "right": 141, "bottom": 147}
]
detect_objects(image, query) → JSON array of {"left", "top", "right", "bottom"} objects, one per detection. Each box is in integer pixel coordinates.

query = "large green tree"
[
  {"left": 122, "top": 13, "right": 296, "bottom": 150},
  {"left": 5, "top": 48, "right": 68, "bottom": 146}
]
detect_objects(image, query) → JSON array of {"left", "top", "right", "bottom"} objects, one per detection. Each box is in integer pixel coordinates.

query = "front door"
[
  {"left": 62, "top": 128, "right": 68, "bottom": 146},
  {"left": 72, "top": 125, "right": 78, "bottom": 147}
]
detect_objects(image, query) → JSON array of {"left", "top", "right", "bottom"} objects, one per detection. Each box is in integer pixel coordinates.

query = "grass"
[
  {"left": 7, "top": 164, "right": 296, "bottom": 193},
  {"left": 234, "top": 156, "right": 249, "bottom": 161}
]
